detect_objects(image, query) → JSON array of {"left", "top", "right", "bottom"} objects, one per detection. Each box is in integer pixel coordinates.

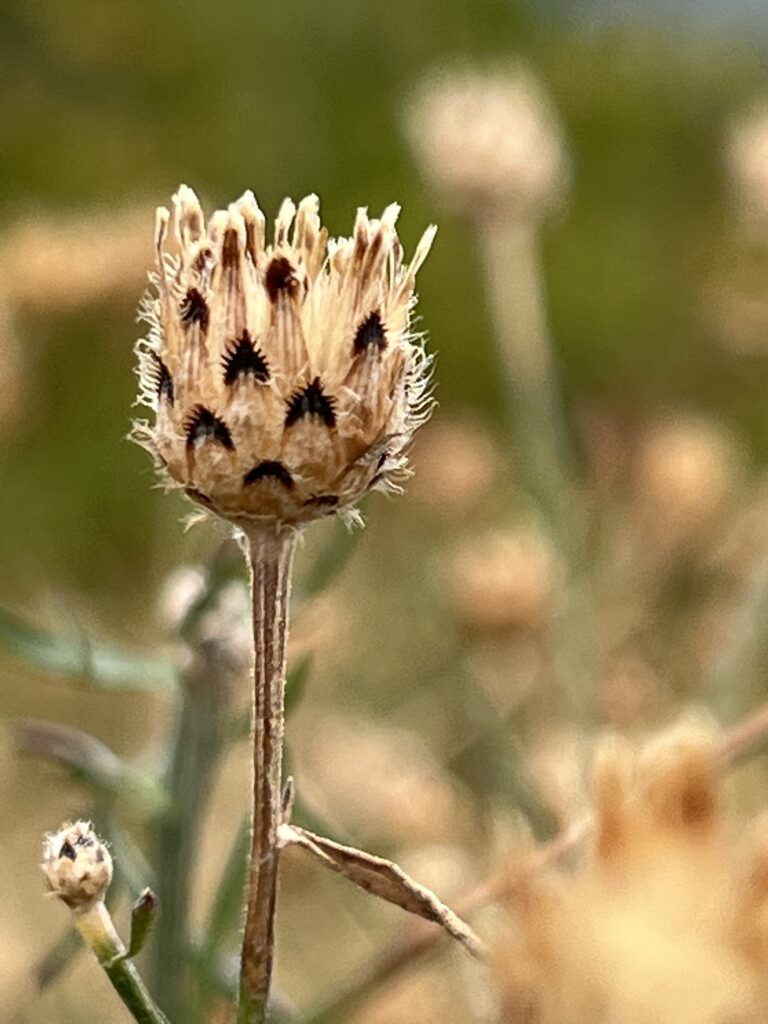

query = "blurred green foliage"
[{"left": 2, "top": 1, "right": 768, "bottom": 610}]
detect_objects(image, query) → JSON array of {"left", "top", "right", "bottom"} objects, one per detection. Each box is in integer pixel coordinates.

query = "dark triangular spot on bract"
[
  {"left": 180, "top": 287, "right": 209, "bottom": 333},
  {"left": 243, "top": 461, "right": 294, "bottom": 489},
  {"left": 150, "top": 353, "right": 174, "bottom": 405},
  {"left": 353, "top": 310, "right": 387, "bottom": 354},
  {"left": 265, "top": 256, "right": 298, "bottom": 303},
  {"left": 222, "top": 331, "right": 270, "bottom": 385},
  {"left": 184, "top": 406, "right": 234, "bottom": 450},
  {"left": 285, "top": 378, "right": 336, "bottom": 428}
]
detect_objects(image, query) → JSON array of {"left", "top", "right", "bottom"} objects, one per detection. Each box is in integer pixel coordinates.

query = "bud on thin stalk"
[{"left": 42, "top": 821, "right": 169, "bottom": 1024}]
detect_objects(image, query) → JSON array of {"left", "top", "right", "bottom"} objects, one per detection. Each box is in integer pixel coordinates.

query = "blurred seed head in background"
[{"left": 406, "top": 61, "right": 569, "bottom": 219}]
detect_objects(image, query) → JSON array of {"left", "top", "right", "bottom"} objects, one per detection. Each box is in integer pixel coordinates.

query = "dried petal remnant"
[
  {"left": 265, "top": 256, "right": 299, "bottom": 302},
  {"left": 133, "top": 186, "right": 436, "bottom": 525}
]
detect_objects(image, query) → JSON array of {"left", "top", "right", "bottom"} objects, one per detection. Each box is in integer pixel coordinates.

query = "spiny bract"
[{"left": 133, "top": 186, "right": 436, "bottom": 527}]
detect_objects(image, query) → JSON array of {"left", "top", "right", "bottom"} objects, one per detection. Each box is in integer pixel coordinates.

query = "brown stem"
[{"left": 238, "top": 525, "right": 298, "bottom": 1024}]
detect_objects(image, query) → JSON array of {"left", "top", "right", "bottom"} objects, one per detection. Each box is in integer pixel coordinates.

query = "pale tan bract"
[
  {"left": 133, "top": 186, "right": 436, "bottom": 527},
  {"left": 42, "top": 820, "right": 113, "bottom": 912}
]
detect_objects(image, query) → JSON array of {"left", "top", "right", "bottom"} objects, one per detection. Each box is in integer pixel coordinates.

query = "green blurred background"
[
  {"left": 4, "top": 1, "right": 768, "bottom": 1021},
  {"left": 1, "top": 0, "right": 767, "bottom": 609}
]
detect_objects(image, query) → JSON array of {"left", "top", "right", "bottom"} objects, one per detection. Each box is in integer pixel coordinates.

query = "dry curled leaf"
[{"left": 278, "top": 822, "right": 484, "bottom": 958}]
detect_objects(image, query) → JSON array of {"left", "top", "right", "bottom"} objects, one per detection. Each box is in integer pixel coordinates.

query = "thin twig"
[
  {"left": 239, "top": 526, "right": 298, "bottom": 1023},
  {"left": 301, "top": 700, "right": 768, "bottom": 1024}
]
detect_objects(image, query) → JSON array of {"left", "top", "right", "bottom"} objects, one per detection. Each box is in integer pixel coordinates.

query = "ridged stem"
[
  {"left": 75, "top": 901, "right": 169, "bottom": 1024},
  {"left": 238, "top": 525, "right": 298, "bottom": 1023}
]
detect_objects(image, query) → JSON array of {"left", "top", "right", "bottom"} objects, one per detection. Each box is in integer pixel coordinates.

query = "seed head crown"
[{"left": 133, "top": 186, "right": 437, "bottom": 527}]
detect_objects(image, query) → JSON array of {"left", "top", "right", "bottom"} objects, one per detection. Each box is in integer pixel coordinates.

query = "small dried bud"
[
  {"left": 133, "top": 187, "right": 436, "bottom": 528},
  {"left": 406, "top": 63, "right": 569, "bottom": 217},
  {"left": 42, "top": 820, "right": 113, "bottom": 911}
]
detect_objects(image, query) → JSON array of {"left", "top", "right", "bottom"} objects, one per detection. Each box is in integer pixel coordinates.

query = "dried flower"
[
  {"left": 493, "top": 719, "right": 768, "bottom": 1023},
  {"left": 406, "top": 62, "right": 569, "bottom": 217},
  {"left": 133, "top": 186, "right": 436, "bottom": 528},
  {"left": 1, "top": 205, "right": 152, "bottom": 309},
  {"left": 42, "top": 820, "right": 113, "bottom": 912}
]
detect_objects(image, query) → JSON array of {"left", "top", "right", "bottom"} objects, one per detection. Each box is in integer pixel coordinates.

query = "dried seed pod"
[
  {"left": 133, "top": 187, "right": 436, "bottom": 527},
  {"left": 42, "top": 820, "right": 113, "bottom": 912}
]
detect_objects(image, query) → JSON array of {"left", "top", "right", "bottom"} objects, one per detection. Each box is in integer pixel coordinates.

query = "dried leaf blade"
[{"left": 279, "top": 824, "right": 484, "bottom": 959}]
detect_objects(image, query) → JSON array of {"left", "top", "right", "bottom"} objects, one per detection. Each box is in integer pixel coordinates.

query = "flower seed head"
[
  {"left": 42, "top": 820, "right": 113, "bottom": 912},
  {"left": 406, "top": 62, "right": 569, "bottom": 218},
  {"left": 133, "top": 187, "right": 437, "bottom": 527}
]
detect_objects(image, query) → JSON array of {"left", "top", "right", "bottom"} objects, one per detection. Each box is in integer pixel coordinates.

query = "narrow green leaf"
[
  {"left": 204, "top": 819, "right": 250, "bottom": 946},
  {"left": 13, "top": 719, "right": 167, "bottom": 813},
  {"left": 125, "top": 889, "right": 160, "bottom": 959},
  {"left": 285, "top": 655, "right": 312, "bottom": 714},
  {"left": 0, "top": 606, "right": 177, "bottom": 695}
]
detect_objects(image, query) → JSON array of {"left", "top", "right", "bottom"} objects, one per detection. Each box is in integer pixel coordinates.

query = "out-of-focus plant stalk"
[
  {"left": 150, "top": 651, "right": 227, "bottom": 1018},
  {"left": 478, "top": 211, "right": 594, "bottom": 718},
  {"left": 238, "top": 526, "right": 298, "bottom": 1024}
]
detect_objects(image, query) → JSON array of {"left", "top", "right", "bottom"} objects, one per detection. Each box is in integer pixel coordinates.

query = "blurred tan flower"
[
  {"left": 355, "top": 965, "right": 476, "bottom": 1024},
  {"left": 409, "top": 418, "right": 500, "bottom": 519},
  {"left": 702, "top": 280, "right": 768, "bottom": 356},
  {"left": 406, "top": 62, "right": 569, "bottom": 217},
  {"left": 528, "top": 727, "right": 589, "bottom": 828},
  {"left": 465, "top": 636, "right": 539, "bottom": 713},
  {"left": 493, "top": 719, "right": 768, "bottom": 1023},
  {"left": 727, "top": 104, "right": 768, "bottom": 237},
  {"left": 448, "top": 527, "right": 556, "bottom": 633},
  {"left": 133, "top": 185, "right": 436, "bottom": 528},
  {"left": 599, "top": 653, "right": 664, "bottom": 730},
  {"left": 159, "top": 564, "right": 207, "bottom": 628},
  {"left": 0, "top": 205, "right": 152, "bottom": 309},
  {"left": 632, "top": 415, "right": 741, "bottom": 549},
  {"left": 297, "top": 714, "right": 467, "bottom": 844}
]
